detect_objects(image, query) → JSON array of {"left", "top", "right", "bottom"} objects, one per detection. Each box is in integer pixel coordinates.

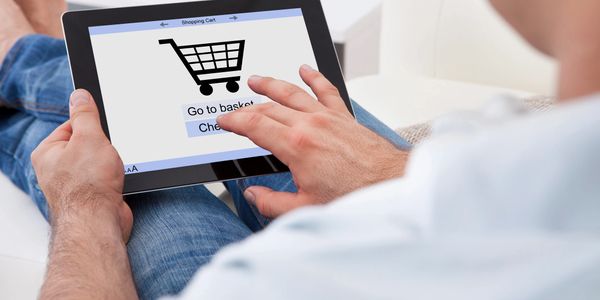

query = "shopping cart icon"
[{"left": 159, "top": 39, "right": 246, "bottom": 96}]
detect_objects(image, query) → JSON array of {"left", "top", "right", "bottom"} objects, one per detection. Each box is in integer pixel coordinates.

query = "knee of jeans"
[
  {"left": 126, "top": 204, "right": 249, "bottom": 298},
  {"left": 1, "top": 34, "right": 72, "bottom": 123},
  {"left": 128, "top": 233, "right": 209, "bottom": 300},
  {"left": 21, "top": 60, "right": 72, "bottom": 122},
  {"left": 124, "top": 189, "right": 251, "bottom": 296}
]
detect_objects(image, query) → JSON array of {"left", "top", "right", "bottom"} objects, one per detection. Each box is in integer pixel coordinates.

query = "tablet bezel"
[{"left": 63, "top": 0, "right": 352, "bottom": 195}]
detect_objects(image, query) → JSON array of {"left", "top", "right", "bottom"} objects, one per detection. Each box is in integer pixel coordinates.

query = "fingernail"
[
  {"left": 301, "top": 64, "right": 315, "bottom": 72},
  {"left": 216, "top": 114, "right": 228, "bottom": 125},
  {"left": 248, "top": 75, "right": 263, "bottom": 85},
  {"left": 244, "top": 188, "right": 256, "bottom": 205},
  {"left": 70, "top": 89, "right": 90, "bottom": 107}
]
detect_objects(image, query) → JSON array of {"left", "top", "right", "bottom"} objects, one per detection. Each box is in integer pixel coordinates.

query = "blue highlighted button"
[{"left": 186, "top": 119, "right": 228, "bottom": 137}]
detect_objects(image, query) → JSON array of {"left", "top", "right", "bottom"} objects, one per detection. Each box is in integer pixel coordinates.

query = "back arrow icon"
[{"left": 160, "top": 22, "right": 169, "bottom": 27}]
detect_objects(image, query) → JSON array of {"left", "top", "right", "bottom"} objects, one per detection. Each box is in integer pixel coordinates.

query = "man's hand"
[
  {"left": 218, "top": 65, "right": 408, "bottom": 218},
  {"left": 32, "top": 89, "right": 132, "bottom": 240},
  {"left": 33, "top": 90, "right": 137, "bottom": 300}
]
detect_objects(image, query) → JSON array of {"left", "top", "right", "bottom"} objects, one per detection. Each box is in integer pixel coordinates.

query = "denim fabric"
[
  {"left": 0, "top": 35, "right": 74, "bottom": 218},
  {"left": 0, "top": 35, "right": 72, "bottom": 123},
  {"left": 125, "top": 187, "right": 252, "bottom": 299},
  {"left": 0, "top": 34, "right": 410, "bottom": 299}
]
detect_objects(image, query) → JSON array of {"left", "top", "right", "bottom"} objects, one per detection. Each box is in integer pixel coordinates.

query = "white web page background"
[{"left": 90, "top": 12, "right": 317, "bottom": 169}]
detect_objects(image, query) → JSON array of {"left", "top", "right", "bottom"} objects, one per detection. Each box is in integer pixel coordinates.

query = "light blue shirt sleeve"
[{"left": 168, "top": 95, "right": 600, "bottom": 300}]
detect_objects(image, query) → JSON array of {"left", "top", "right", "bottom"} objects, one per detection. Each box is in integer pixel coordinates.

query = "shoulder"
[{"left": 408, "top": 94, "right": 600, "bottom": 232}]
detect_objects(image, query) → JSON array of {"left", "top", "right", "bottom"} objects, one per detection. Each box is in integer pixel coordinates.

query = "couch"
[{"left": 0, "top": 0, "right": 556, "bottom": 298}]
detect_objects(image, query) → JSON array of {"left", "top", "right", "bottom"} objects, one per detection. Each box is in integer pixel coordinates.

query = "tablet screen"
[{"left": 87, "top": 8, "right": 317, "bottom": 175}]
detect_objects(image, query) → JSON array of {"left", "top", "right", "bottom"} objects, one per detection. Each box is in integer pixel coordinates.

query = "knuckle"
[
  {"left": 323, "top": 85, "right": 340, "bottom": 95},
  {"left": 245, "top": 113, "right": 263, "bottom": 129},
  {"left": 69, "top": 110, "right": 81, "bottom": 121},
  {"left": 235, "top": 106, "right": 253, "bottom": 114},
  {"left": 306, "top": 112, "right": 331, "bottom": 127},
  {"left": 71, "top": 108, "right": 89, "bottom": 119},
  {"left": 288, "top": 89, "right": 307, "bottom": 100},
  {"left": 331, "top": 109, "right": 351, "bottom": 119},
  {"left": 256, "top": 102, "right": 277, "bottom": 112},
  {"left": 288, "top": 128, "right": 314, "bottom": 150},
  {"left": 307, "top": 70, "right": 321, "bottom": 81},
  {"left": 265, "top": 101, "right": 278, "bottom": 109},
  {"left": 262, "top": 77, "right": 278, "bottom": 90},
  {"left": 262, "top": 76, "right": 276, "bottom": 84},
  {"left": 256, "top": 198, "right": 272, "bottom": 217},
  {"left": 281, "top": 84, "right": 300, "bottom": 97},
  {"left": 30, "top": 149, "right": 40, "bottom": 167},
  {"left": 70, "top": 112, "right": 96, "bottom": 128}
]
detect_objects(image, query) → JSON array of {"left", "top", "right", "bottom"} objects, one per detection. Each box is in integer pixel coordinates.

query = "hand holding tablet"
[{"left": 63, "top": 0, "right": 352, "bottom": 194}]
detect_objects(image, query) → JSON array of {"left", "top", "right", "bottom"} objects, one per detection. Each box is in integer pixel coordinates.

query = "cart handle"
[
  {"left": 158, "top": 39, "right": 176, "bottom": 46},
  {"left": 159, "top": 38, "right": 203, "bottom": 86}
]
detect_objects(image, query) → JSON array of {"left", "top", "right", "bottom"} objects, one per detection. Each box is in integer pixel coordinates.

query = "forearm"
[{"left": 40, "top": 204, "right": 138, "bottom": 300}]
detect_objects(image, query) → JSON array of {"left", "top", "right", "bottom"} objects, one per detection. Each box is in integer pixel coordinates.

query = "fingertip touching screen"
[{"left": 88, "top": 8, "right": 317, "bottom": 175}]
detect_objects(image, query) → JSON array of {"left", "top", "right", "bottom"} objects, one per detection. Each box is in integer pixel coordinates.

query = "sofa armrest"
[
  {"left": 394, "top": 95, "right": 556, "bottom": 145},
  {"left": 346, "top": 74, "right": 534, "bottom": 130}
]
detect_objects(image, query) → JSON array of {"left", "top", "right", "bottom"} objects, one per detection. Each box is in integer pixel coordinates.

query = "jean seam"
[
  {"left": 0, "top": 100, "right": 68, "bottom": 120},
  {"left": 1, "top": 91, "right": 69, "bottom": 111},
  {"left": 22, "top": 100, "right": 69, "bottom": 116}
]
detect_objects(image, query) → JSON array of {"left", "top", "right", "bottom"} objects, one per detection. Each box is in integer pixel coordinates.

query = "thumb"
[
  {"left": 69, "top": 89, "right": 104, "bottom": 138},
  {"left": 244, "top": 186, "right": 308, "bottom": 218}
]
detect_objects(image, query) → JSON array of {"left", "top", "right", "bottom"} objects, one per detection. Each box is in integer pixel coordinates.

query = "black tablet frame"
[{"left": 63, "top": 0, "right": 352, "bottom": 195}]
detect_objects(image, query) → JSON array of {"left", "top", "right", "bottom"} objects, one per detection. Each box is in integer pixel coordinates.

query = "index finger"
[
  {"left": 217, "top": 112, "right": 296, "bottom": 164},
  {"left": 40, "top": 121, "right": 73, "bottom": 145},
  {"left": 248, "top": 76, "right": 323, "bottom": 113},
  {"left": 32, "top": 121, "right": 72, "bottom": 161}
]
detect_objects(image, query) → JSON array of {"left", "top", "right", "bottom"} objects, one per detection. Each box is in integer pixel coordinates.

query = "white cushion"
[
  {"left": 0, "top": 256, "right": 45, "bottom": 299},
  {"left": 0, "top": 173, "right": 48, "bottom": 299},
  {"left": 347, "top": 74, "right": 534, "bottom": 129}
]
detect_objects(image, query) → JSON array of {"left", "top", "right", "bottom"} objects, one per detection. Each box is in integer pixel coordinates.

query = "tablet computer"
[{"left": 62, "top": 0, "right": 352, "bottom": 195}]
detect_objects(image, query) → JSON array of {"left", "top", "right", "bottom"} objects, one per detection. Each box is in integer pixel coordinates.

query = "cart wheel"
[
  {"left": 226, "top": 81, "right": 240, "bottom": 93},
  {"left": 200, "top": 84, "right": 213, "bottom": 96}
]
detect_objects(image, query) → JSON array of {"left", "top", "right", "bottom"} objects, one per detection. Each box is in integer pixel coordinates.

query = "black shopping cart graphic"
[{"left": 159, "top": 39, "right": 246, "bottom": 96}]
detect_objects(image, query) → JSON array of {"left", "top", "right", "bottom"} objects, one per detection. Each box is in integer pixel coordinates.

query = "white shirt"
[{"left": 170, "top": 94, "right": 600, "bottom": 300}]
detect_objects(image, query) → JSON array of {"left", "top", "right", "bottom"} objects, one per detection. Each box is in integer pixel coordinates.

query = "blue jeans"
[{"left": 0, "top": 35, "right": 410, "bottom": 299}]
